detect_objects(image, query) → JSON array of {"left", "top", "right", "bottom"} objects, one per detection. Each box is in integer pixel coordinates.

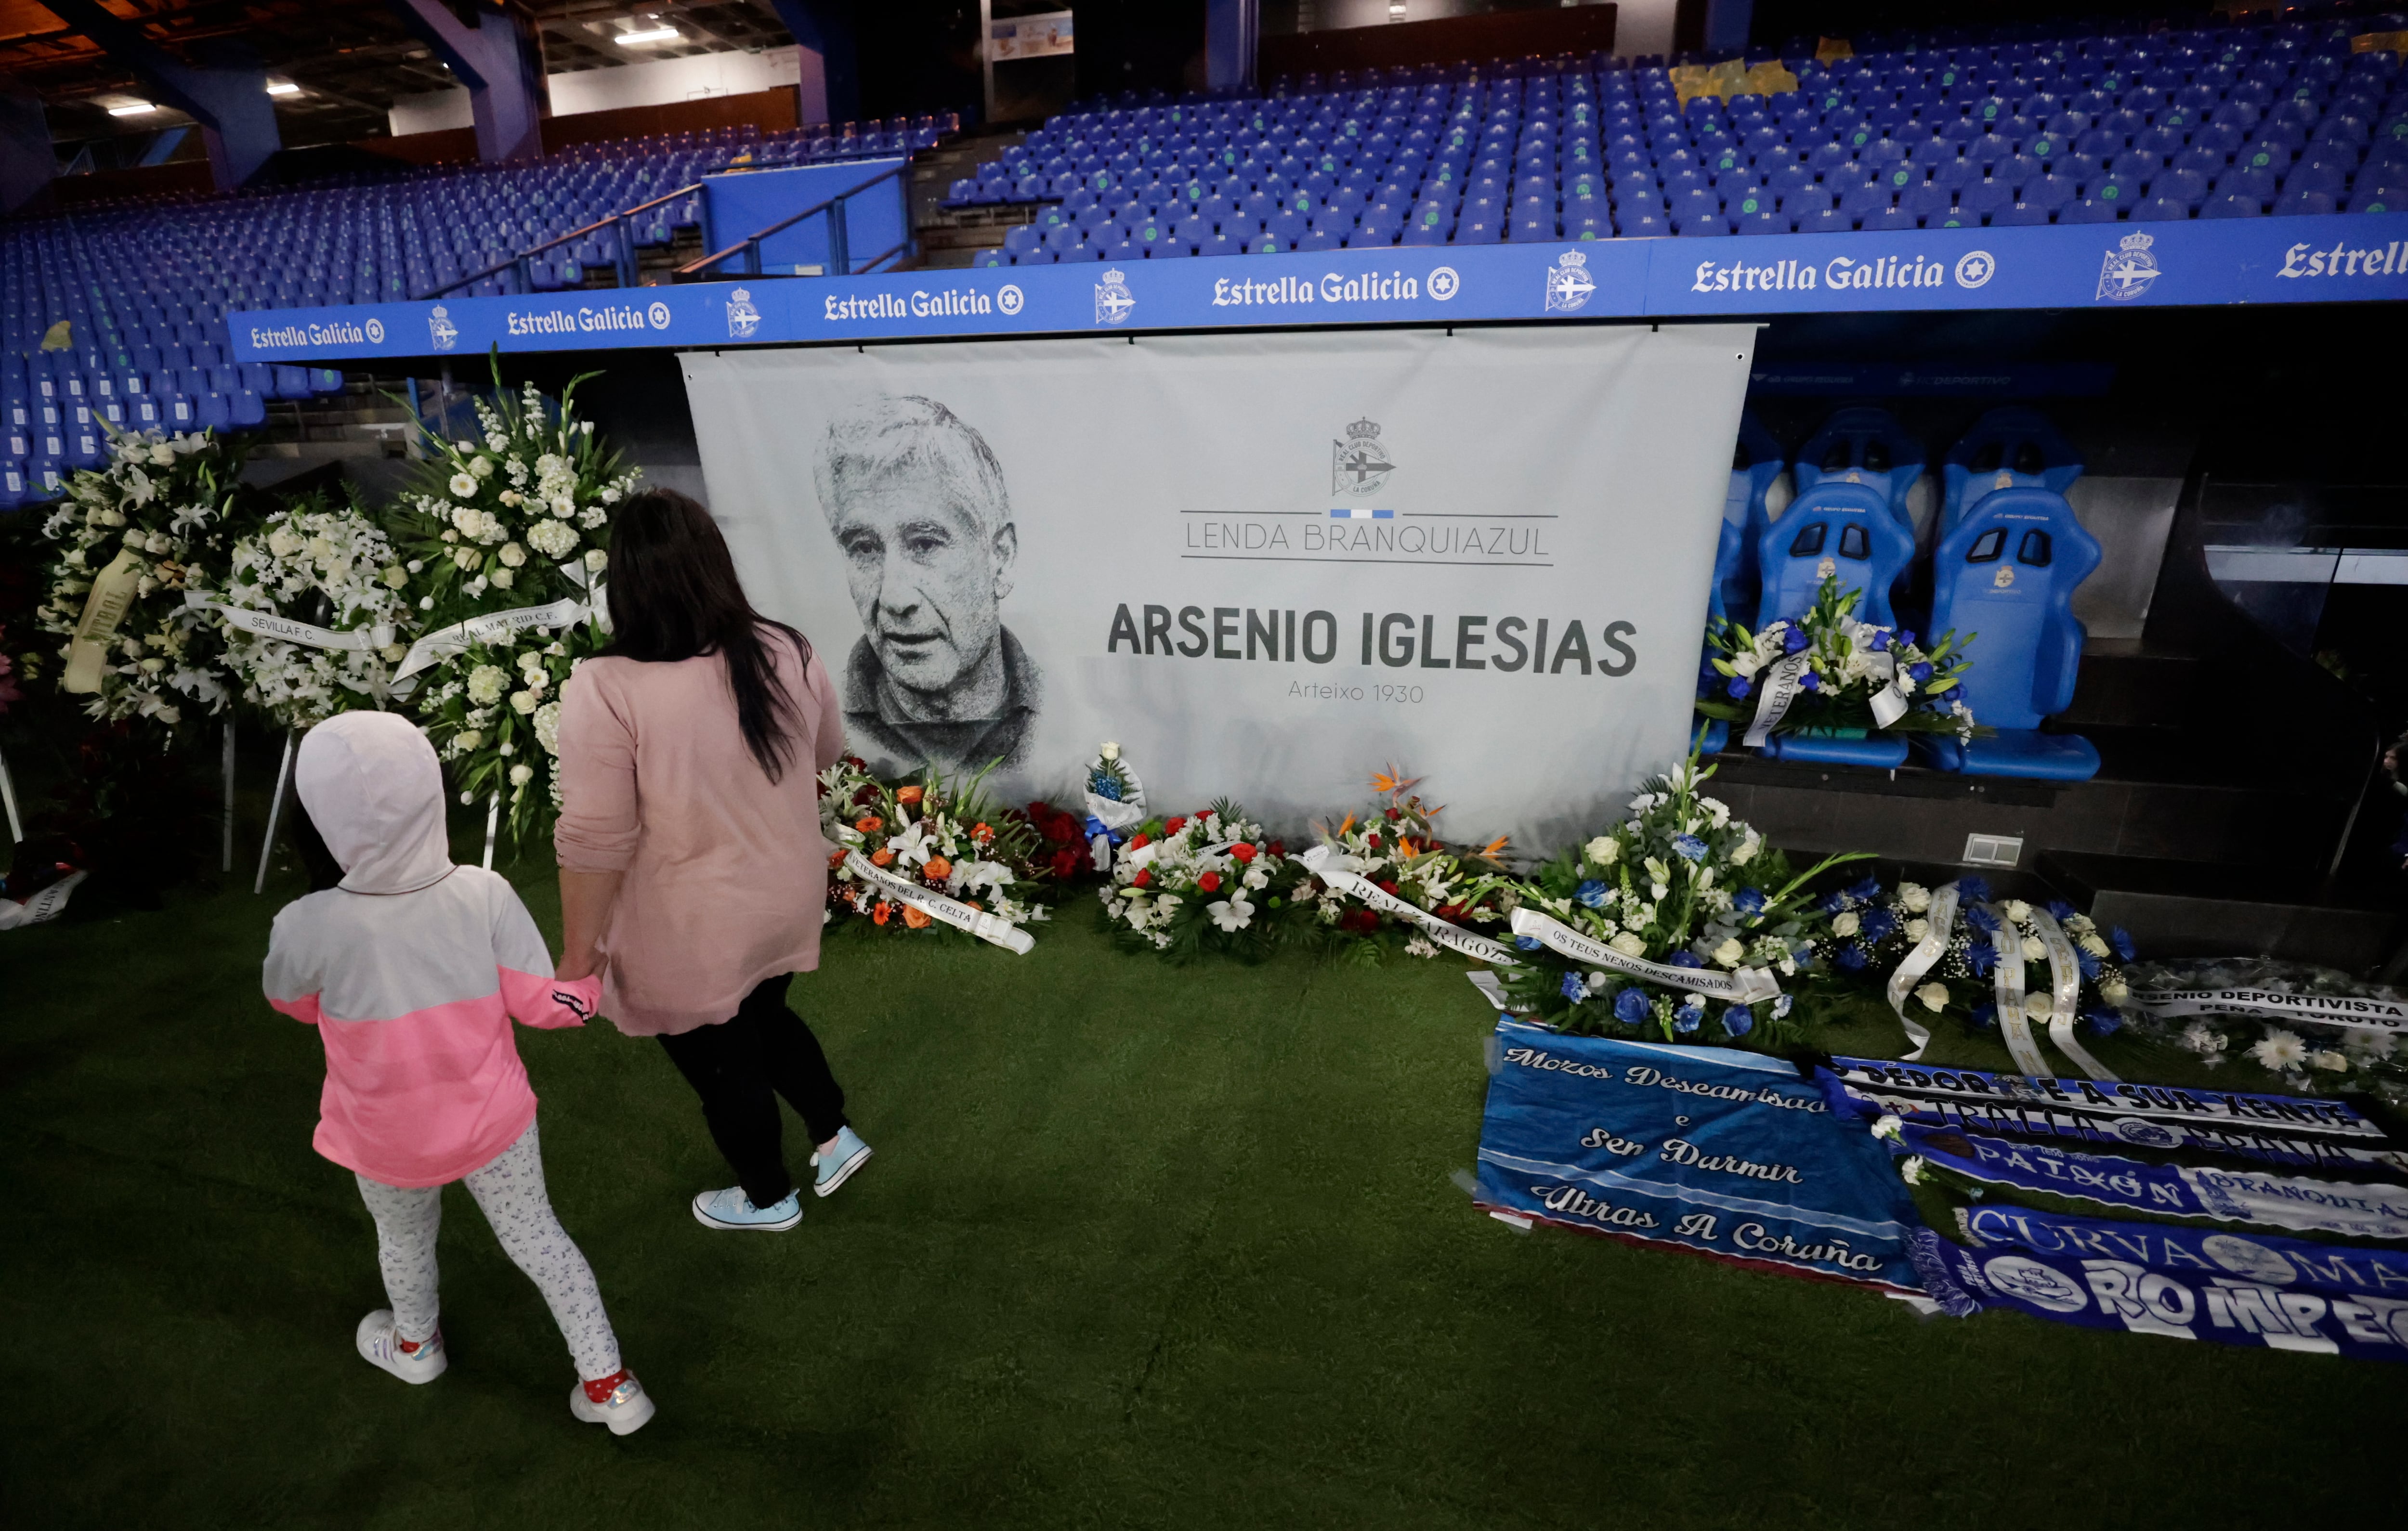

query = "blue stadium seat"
[
  {"left": 1911, "top": 486, "right": 2103, "bottom": 781},
  {"left": 1794, "top": 406, "right": 1923, "bottom": 529},
  {"left": 1755, "top": 479, "right": 1917, "bottom": 631},
  {"left": 1940, "top": 407, "right": 2082, "bottom": 538},
  {"left": 1716, "top": 410, "right": 1786, "bottom": 626}
]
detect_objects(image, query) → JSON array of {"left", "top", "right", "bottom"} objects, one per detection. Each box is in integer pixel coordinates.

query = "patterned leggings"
[{"left": 354, "top": 1120, "right": 622, "bottom": 1382}]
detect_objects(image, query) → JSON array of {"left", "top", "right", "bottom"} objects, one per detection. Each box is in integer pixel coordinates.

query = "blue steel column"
[
  {"left": 1205, "top": 0, "right": 1257, "bottom": 92},
  {"left": 0, "top": 78, "right": 52, "bottom": 212},
  {"left": 768, "top": 0, "right": 859, "bottom": 126},
  {"left": 387, "top": 0, "right": 547, "bottom": 164},
  {"left": 37, "top": 1, "right": 282, "bottom": 189}
]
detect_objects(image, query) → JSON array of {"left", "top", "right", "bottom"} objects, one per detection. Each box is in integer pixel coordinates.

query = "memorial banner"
[
  {"left": 1890, "top": 1122, "right": 2408, "bottom": 1240},
  {"left": 1913, "top": 1208, "right": 2408, "bottom": 1362},
  {"left": 1475, "top": 1019, "right": 1925, "bottom": 1291},
  {"left": 1819, "top": 1060, "right": 2408, "bottom": 1176},
  {"left": 684, "top": 327, "right": 1754, "bottom": 841}
]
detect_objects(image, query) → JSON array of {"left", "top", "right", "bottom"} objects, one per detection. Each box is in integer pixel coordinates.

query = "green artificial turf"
[{"left": 2, "top": 834, "right": 2397, "bottom": 1529}]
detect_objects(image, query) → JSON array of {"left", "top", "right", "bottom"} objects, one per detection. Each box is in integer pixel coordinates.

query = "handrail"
[
  {"left": 672, "top": 163, "right": 907, "bottom": 281},
  {"left": 414, "top": 181, "right": 706, "bottom": 301}
]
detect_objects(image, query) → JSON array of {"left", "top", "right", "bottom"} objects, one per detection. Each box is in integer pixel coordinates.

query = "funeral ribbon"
[
  {"left": 184, "top": 593, "right": 393, "bottom": 653},
  {"left": 1837, "top": 616, "right": 1911, "bottom": 728},
  {"left": 2134, "top": 987, "right": 2408, "bottom": 1037},
  {"left": 1983, "top": 902, "right": 2053, "bottom": 1079},
  {"left": 2028, "top": 905, "right": 2118, "bottom": 1082},
  {"left": 842, "top": 849, "right": 1034, "bottom": 955},
  {"left": 1741, "top": 651, "right": 1811, "bottom": 747},
  {"left": 61, "top": 547, "right": 144, "bottom": 694},
  {"left": 1298, "top": 844, "right": 1519, "bottom": 966},
  {"left": 392, "top": 594, "right": 592, "bottom": 688},
  {"left": 1507, "top": 907, "right": 1781, "bottom": 1004},
  {"left": 0, "top": 869, "right": 86, "bottom": 932},
  {"left": 1880, "top": 881, "right": 1962, "bottom": 1062}
]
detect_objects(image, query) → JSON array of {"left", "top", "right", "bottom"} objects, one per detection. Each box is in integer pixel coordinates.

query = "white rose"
[
  {"left": 454, "top": 728, "right": 483, "bottom": 751},
  {"left": 490, "top": 567, "right": 515, "bottom": 589},
  {"left": 1099, "top": 740, "right": 1120, "bottom": 761},
  {"left": 453, "top": 546, "right": 479, "bottom": 570},
  {"left": 382, "top": 643, "right": 408, "bottom": 662},
  {"left": 1832, "top": 911, "right": 1859, "bottom": 937},
  {"left": 1584, "top": 835, "right": 1620, "bottom": 865},
  {"left": 1914, "top": 981, "right": 1950, "bottom": 1012},
  {"left": 584, "top": 548, "right": 608, "bottom": 571},
  {"left": 1609, "top": 932, "right": 1647, "bottom": 957},
  {"left": 2099, "top": 980, "right": 2128, "bottom": 1004},
  {"left": 509, "top": 763, "right": 535, "bottom": 787},
  {"left": 497, "top": 542, "right": 526, "bottom": 568},
  {"left": 1904, "top": 918, "right": 1930, "bottom": 943},
  {"left": 1730, "top": 835, "right": 1760, "bottom": 867},
  {"left": 1712, "top": 937, "right": 1745, "bottom": 968},
  {"left": 1898, "top": 882, "right": 1931, "bottom": 913},
  {"left": 2021, "top": 935, "right": 2046, "bottom": 962},
  {"left": 151, "top": 445, "right": 176, "bottom": 466},
  {"left": 2079, "top": 934, "right": 2110, "bottom": 958},
  {"left": 382, "top": 566, "right": 408, "bottom": 589},
  {"left": 510, "top": 689, "right": 539, "bottom": 715},
  {"left": 449, "top": 472, "right": 479, "bottom": 498},
  {"left": 2004, "top": 899, "right": 2031, "bottom": 924},
  {"left": 266, "top": 526, "right": 304, "bottom": 559},
  {"left": 471, "top": 456, "right": 495, "bottom": 478}
]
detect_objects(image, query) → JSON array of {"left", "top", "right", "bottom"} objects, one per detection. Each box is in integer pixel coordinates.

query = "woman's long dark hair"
[{"left": 603, "top": 488, "right": 812, "bottom": 782}]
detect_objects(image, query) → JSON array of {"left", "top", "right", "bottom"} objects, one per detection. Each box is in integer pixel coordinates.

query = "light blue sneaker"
[
  {"left": 812, "top": 1126, "right": 874, "bottom": 1198},
  {"left": 691, "top": 1185, "right": 802, "bottom": 1232}
]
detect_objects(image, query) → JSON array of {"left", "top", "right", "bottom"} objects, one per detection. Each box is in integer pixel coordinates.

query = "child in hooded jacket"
[{"left": 263, "top": 711, "right": 653, "bottom": 1435}]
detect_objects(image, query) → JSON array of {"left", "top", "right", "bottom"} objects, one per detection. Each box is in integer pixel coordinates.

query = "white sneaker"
[
  {"left": 690, "top": 1185, "right": 803, "bottom": 1232},
  {"left": 569, "top": 1370, "right": 656, "bottom": 1436},
  {"left": 355, "top": 1309, "right": 447, "bottom": 1385}
]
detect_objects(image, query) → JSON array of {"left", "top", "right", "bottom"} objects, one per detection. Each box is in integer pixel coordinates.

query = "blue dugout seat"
[
  {"left": 1713, "top": 410, "right": 1786, "bottom": 627},
  {"left": 1939, "top": 407, "right": 2083, "bottom": 537},
  {"left": 1792, "top": 405, "right": 1923, "bottom": 530},
  {"left": 1911, "top": 486, "right": 2103, "bottom": 781},
  {"left": 1755, "top": 479, "right": 1918, "bottom": 631}
]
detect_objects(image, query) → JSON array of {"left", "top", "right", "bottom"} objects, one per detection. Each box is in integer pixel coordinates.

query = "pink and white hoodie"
[{"left": 263, "top": 713, "right": 602, "bottom": 1189}]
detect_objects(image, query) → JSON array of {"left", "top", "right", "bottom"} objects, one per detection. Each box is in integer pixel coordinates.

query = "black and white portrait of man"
[{"left": 813, "top": 394, "right": 1042, "bottom": 774}]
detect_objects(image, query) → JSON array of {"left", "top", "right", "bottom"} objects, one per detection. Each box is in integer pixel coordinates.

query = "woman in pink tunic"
[{"left": 554, "top": 489, "right": 874, "bottom": 1233}]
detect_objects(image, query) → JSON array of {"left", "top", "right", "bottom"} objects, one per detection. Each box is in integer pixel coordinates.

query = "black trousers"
[{"left": 657, "top": 973, "right": 848, "bottom": 1207}]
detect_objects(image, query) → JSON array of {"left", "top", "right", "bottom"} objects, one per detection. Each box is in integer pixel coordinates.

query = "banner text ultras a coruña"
[{"left": 1104, "top": 606, "right": 1638, "bottom": 676}]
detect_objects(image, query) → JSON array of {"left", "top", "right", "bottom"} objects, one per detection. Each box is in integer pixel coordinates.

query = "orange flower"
[
  {"left": 1336, "top": 812, "right": 1356, "bottom": 838},
  {"left": 896, "top": 785, "right": 925, "bottom": 806},
  {"left": 923, "top": 856, "right": 953, "bottom": 882},
  {"left": 1480, "top": 834, "right": 1511, "bottom": 861},
  {"left": 872, "top": 901, "right": 892, "bottom": 925},
  {"left": 962, "top": 898, "right": 982, "bottom": 910},
  {"left": 871, "top": 847, "right": 895, "bottom": 867},
  {"left": 972, "top": 822, "right": 995, "bottom": 843},
  {"left": 1397, "top": 836, "right": 1420, "bottom": 857},
  {"left": 856, "top": 815, "right": 884, "bottom": 834},
  {"left": 828, "top": 849, "right": 849, "bottom": 869},
  {"left": 1371, "top": 765, "right": 1424, "bottom": 797},
  {"left": 901, "top": 904, "right": 932, "bottom": 929}
]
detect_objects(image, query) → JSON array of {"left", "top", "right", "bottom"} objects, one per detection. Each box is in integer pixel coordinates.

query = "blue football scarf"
[
  {"left": 1910, "top": 1207, "right": 2408, "bottom": 1362},
  {"left": 1820, "top": 1058, "right": 2407, "bottom": 1176},
  {"left": 1475, "top": 1020, "right": 1925, "bottom": 1292},
  {"left": 1890, "top": 1122, "right": 2408, "bottom": 1241}
]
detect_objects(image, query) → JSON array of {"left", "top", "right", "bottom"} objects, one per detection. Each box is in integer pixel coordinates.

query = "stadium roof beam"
[
  {"left": 387, "top": 0, "right": 546, "bottom": 162},
  {"left": 34, "top": 0, "right": 283, "bottom": 188},
  {"left": 765, "top": 0, "right": 852, "bottom": 126}
]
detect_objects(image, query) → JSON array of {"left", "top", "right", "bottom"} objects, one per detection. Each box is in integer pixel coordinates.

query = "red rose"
[
  {"left": 853, "top": 786, "right": 879, "bottom": 806},
  {"left": 1044, "top": 814, "right": 1079, "bottom": 845},
  {"left": 1129, "top": 832, "right": 1150, "bottom": 850},
  {"left": 1166, "top": 815, "right": 1188, "bottom": 833},
  {"left": 1385, "top": 807, "right": 1401, "bottom": 821},
  {"left": 1048, "top": 847, "right": 1084, "bottom": 879},
  {"left": 1230, "top": 842, "right": 1257, "bottom": 864},
  {"left": 1377, "top": 879, "right": 1400, "bottom": 895},
  {"left": 1434, "top": 903, "right": 1466, "bottom": 921},
  {"left": 1133, "top": 867, "right": 1152, "bottom": 888},
  {"left": 1340, "top": 908, "right": 1379, "bottom": 934},
  {"left": 1269, "top": 840, "right": 1285, "bottom": 858},
  {"left": 1197, "top": 870, "right": 1221, "bottom": 893},
  {"left": 1365, "top": 833, "right": 1381, "bottom": 848}
]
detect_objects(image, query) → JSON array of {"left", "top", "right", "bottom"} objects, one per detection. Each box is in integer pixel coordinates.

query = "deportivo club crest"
[
  {"left": 1544, "top": 249, "right": 1596, "bottom": 313},
  {"left": 2096, "top": 231, "right": 2160, "bottom": 302},
  {"left": 726, "top": 287, "right": 761, "bottom": 339},
  {"left": 1332, "top": 417, "right": 1396, "bottom": 496},
  {"left": 1094, "top": 268, "right": 1135, "bottom": 325},
  {"left": 427, "top": 304, "right": 458, "bottom": 352}
]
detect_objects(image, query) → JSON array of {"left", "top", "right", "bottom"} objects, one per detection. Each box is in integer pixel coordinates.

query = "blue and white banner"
[
  {"left": 1820, "top": 1058, "right": 2406, "bottom": 1175},
  {"left": 1475, "top": 1019, "right": 1925, "bottom": 1292},
  {"left": 1912, "top": 1207, "right": 2408, "bottom": 1363},
  {"left": 1824, "top": 1056, "right": 2386, "bottom": 1139},
  {"left": 228, "top": 212, "right": 2408, "bottom": 365},
  {"left": 1892, "top": 1122, "right": 2408, "bottom": 1241}
]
